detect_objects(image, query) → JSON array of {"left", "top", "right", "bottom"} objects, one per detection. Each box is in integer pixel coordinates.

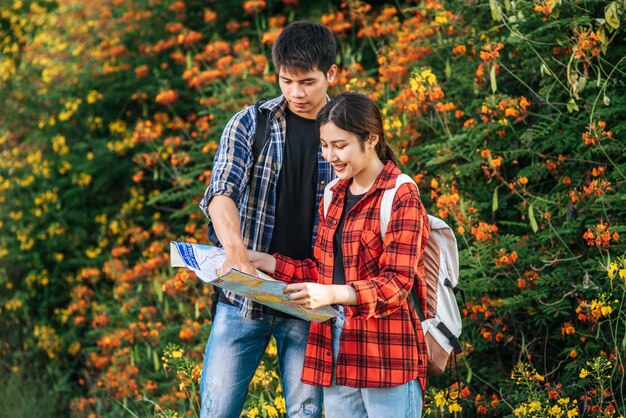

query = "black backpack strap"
[
  {"left": 408, "top": 285, "right": 427, "bottom": 322},
  {"left": 251, "top": 98, "right": 271, "bottom": 163}
]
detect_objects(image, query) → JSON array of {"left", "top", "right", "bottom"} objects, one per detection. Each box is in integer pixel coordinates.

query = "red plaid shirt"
[{"left": 274, "top": 162, "right": 429, "bottom": 391}]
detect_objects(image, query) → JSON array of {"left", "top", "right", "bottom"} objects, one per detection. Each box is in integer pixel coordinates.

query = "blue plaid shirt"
[{"left": 199, "top": 95, "right": 335, "bottom": 319}]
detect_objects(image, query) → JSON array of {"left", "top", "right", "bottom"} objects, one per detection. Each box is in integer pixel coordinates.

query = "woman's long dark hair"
[{"left": 316, "top": 92, "right": 397, "bottom": 164}]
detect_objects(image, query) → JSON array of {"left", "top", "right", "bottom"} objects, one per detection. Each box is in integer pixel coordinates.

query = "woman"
[{"left": 249, "top": 92, "right": 429, "bottom": 417}]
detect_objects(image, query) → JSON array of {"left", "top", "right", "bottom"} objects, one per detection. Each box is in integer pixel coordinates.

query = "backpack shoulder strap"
[
  {"left": 380, "top": 173, "right": 416, "bottom": 238},
  {"left": 427, "top": 215, "right": 460, "bottom": 287},
  {"left": 251, "top": 98, "right": 270, "bottom": 162},
  {"left": 323, "top": 178, "right": 341, "bottom": 219}
]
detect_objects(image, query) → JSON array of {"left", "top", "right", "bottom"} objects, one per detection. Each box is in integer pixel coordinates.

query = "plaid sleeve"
[
  {"left": 199, "top": 107, "right": 255, "bottom": 215},
  {"left": 273, "top": 254, "right": 320, "bottom": 284},
  {"left": 346, "top": 184, "right": 429, "bottom": 320}
]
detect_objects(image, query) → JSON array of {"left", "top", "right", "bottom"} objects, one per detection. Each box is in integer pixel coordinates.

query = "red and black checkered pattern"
[{"left": 274, "top": 162, "right": 430, "bottom": 391}]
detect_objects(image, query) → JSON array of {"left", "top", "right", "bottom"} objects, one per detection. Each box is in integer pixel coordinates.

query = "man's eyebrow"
[{"left": 280, "top": 76, "right": 317, "bottom": 82}]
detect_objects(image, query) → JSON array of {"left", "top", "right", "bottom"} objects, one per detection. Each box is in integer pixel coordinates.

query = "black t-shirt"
[
  {"left": 268, "top": 108, "right": 319, "bottom": 260},
  {"left": 332, "top": 188, "right": 365, "bottom": 285}
]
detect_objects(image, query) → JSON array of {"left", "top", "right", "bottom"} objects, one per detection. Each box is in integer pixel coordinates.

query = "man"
[{"left": 198, "top": 22, "right": 337, "bottom": 418}]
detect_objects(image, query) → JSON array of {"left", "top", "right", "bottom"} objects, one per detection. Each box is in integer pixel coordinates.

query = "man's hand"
[
  {"left": 284, "top": 283, "right": 334, "bottom": 310},
  {"left": 218, "top": 247, "right": 257, "bottom": 276},
  {"left": 207, "top": 196, "right": 258, "bottom": 276}
]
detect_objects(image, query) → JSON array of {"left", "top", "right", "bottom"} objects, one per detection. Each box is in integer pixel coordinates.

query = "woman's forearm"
[
  {"left": 248, "top": 250, "right": 277, "bottom": 274},
  {"left": 328, "top": 285, "right": 358, "bottom": 305}
]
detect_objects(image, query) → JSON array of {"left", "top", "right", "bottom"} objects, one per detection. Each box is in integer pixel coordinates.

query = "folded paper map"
[{"left": 170, "top": 241, "right": 340, "bottom": 322}]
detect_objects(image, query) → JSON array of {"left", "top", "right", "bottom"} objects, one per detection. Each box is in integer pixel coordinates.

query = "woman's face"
[{"left": 320, "top": 122, "right": 377, "bottom": 181}]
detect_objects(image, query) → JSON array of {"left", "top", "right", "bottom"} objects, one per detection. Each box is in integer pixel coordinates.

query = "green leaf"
[
  {"left": 529, "top": 202, "right": 538, "bottom": 233},
  {"left": 492, "top": 186, "right": 499, "bottom": 213},
  {"left": 605, "top": 2, "right": 620, "bottom": 29},
  {"left": 567, "top": 98, "right": 579, "bottom": 113},
  {"left": 490, "top": 64, "right": 497, "bottom": 93},
  {"left": 489, "top": 0, "right": 502, "bottom": 21}
]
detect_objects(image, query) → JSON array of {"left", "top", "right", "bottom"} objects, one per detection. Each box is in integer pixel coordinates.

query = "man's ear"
[{"left": 326, "top": 65, "right": 338, "bottom": 83}]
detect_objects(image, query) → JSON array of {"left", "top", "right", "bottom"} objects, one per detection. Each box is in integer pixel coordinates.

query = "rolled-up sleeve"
[
  {"left": 200, "top": 108, "right": 255, "bottom": 214},
  {"left": 345, "top": 187, "right": 428, "bottom": 320}
]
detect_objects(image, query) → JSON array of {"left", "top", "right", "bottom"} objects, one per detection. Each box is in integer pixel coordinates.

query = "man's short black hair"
[{"left": 272, "top": 21, "right": 337, "bottom": 74}]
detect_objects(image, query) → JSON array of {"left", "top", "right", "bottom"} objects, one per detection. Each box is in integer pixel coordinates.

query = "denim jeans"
[
  {"left": 324, "top": 310, "right": 423, "bottom": 418},
  {"left": 200, "top": 302, "right": 323, "bottom": 418}
]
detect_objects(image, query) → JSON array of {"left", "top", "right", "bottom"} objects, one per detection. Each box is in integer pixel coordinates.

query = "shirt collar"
[{"left": 331, "top": 161, "right": 402, "bottom": 196}]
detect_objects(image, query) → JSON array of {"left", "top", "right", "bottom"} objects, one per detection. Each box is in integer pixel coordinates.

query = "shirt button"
[
  {"left": 332, "top": 220, "right": 337, "bottom": 224},
  {"left": 321, "top": 180, "right": 326, "bottom": 185},
  {"left": 326, "top": 351, "right": 331, "bottom": 356}
]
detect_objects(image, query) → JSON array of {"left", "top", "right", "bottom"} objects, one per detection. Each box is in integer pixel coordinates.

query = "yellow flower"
[
  {"left": 51, "top": 135, "right": 69, "bottom": 155},
  {"left": 448, "top": 401, "right": 462, "bottom": 413},
  {"left": 5, "top": 298, "right": 23, "bottom": 311},
  {"left": 549, "top": 405, "right": 562, "bottom": 416},
  {"left": 109, "top": 120, "right": 127, "bottom": 135},
  {"left": 85, "top": 247, "right": 100, "bottom": 259},
  {"left": 420, "top": 68, "right": 437, "bottom": 85},
  {"left": 579, "top": 368, "right": 588, "bottom": 379},
  {"left": 76, "top": 173, "right": 92, "bottom": 187},
  {"left": 266, "top": 339, "right": 278, "bottom": 356},
  {"left": 274, "top": 395, "right": 286, "bottom": 414},
  {"left": 608, "top": 261, "right": 618, "bottom": 279},
  {"left": 86, "top": 90, "right": 102, "bottom": 104},
  {"left": 530, "top": 401, "right": 542, "bottom": 412},
  {"left": 262, "top": 403, "right": 279, "bottom": 418},
  {"left": 68, "top": 341, "right": 81, "bottom": 356},
  {"left": 434, "top": 390, "right": 446, "bottom": 407}
]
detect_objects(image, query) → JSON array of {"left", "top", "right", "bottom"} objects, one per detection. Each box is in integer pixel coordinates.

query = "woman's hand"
[
  {"left": 284, "top": 283, "right": 334, "bottom": 309},
  {"left": 247, "top": 250, "right": 276, "bottom": 274},
  {"left": 285, "top": 283, "right": 358, "bottom": 309}
]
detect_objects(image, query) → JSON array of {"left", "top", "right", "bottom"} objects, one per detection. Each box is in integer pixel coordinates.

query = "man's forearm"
[{"left": 208, "top": 195, "right": 247, "bottom": 253}]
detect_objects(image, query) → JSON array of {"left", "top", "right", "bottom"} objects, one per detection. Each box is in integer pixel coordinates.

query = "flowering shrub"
[{"left": 1, "top": 0, "right": 625, "bottom": 416}]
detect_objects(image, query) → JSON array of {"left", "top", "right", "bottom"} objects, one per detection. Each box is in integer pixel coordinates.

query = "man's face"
[{"left": 278, "top": 65, "right": 337, "bottom": 119}]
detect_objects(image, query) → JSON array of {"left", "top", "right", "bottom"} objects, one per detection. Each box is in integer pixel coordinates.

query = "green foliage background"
[{"left": 1, "top": 0, "right": 625, "bottom": 416}]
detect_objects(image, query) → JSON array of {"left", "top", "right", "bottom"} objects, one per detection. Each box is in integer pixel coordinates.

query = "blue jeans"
[
  {"left": 200, "top": 302, "right": 323, "bottom": 418},
  {"left": 325, "top": 311, "right": 423, "bottom": 418}
]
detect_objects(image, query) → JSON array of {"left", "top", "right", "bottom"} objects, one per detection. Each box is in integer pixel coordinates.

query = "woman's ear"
[{"left": 367, "top": 133, "right": 380, "bottom": 148}]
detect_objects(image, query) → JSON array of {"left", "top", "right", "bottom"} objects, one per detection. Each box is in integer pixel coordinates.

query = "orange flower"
[
  {"left": 204, "top": 8, "right": 218, "bottom": 23},
  {"left": 134, "top": 65, "right": 149, "bottom": 78},
  {"left": 243, "top": 0, "right": 266, "bottom": 14},
  {"left": 168, "top": 1, "right": 185, "bottom": 12},
  {"left": 560, "top": 321, "right": 575, "bottom": 336},
  {"left": 452, "top": 44, "right": 466, "bottom": 55},
  {"left": 479, "top": 42, "right": 504, "bottom": 63},
  {"left": 155, "top": 90, "right": 179, "bottom": 105},
  {"left": 534, "top": 0, "right": 555, "bottom": 16},
  {"left": 471, "top": 222, "right": 499, "bottom": 242}
]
